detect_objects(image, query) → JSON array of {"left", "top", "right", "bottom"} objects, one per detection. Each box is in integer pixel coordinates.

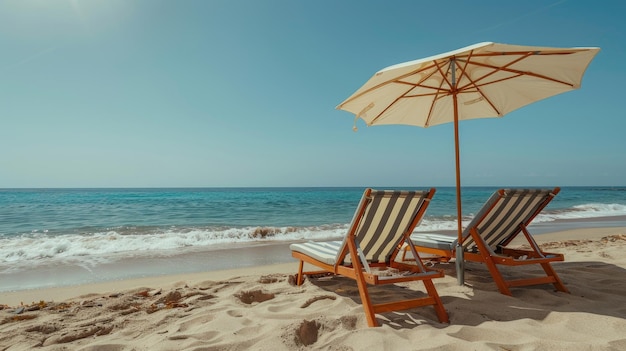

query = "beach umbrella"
[{"left": 336, "top": 42, "right": 600, "bottom": 285}]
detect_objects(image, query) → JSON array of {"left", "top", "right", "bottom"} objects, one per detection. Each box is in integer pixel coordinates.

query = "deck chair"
[
  {"left": 290, "top": 188, "right": 449, "bottom": 327},
  {"left": 407, "top": 187, "right": 568, "bottom": 296}
]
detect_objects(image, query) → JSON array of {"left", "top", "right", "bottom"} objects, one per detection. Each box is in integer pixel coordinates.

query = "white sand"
[{"left": 1, "top": 227, "right": 625, "bottom": 350}]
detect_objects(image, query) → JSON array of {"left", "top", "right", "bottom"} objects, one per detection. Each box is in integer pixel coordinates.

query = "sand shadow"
[
  {"left": 303, "top": 258, "right": 626, "bottom": 329},
  {"left": 304, "top": 274, "right": 456, "bottom": 329},
  {"left": 435, "top": 259, "right": 626, "bottom": 321}
]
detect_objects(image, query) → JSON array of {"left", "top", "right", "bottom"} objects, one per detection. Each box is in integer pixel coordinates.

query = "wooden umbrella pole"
[{"left": 451, "top": 58, "right": 465, "bottom": 286}]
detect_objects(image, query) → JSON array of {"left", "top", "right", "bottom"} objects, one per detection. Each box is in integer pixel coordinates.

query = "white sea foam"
[
  {"left": 539, "top": 203, "right": 626, "bottom": 221},
  {"left": 0, "top": 225, "right": 349, "bottom": 272},
  {"left": 1, "top": 203, "right": 624, "bottom": 272},
  {"left": 414, "top": 203, "right": 626, "bottom": 232}
]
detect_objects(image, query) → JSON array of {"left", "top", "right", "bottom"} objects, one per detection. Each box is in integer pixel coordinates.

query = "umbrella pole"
[
  {"left": 451, "top": 58, "right": 464, "bottom": 285},
  {"left": 454, "top": 112, "right": 464, "bottom": 286}
]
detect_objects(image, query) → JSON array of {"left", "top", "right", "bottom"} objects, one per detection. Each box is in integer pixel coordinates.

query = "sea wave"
[
  {"left": 0, "top": 225, "right": 349, "bottom": 272},
  {"left": 1, "top": 203, "right": 624, "bottom": 272},
  {"left": 540, "top": 203, "right": 626, "bottom": 220}
]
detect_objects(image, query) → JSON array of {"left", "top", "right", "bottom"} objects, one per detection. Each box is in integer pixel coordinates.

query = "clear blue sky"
[{"left": 1, "top": 0, "right": 624, "bottom": 188}]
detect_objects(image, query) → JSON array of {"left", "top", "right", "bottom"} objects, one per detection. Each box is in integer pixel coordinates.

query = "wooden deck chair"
[
  {"left": 290, "top": 188, "right": 449, "bottom": 327},
  {"left": 407, "top": 187, "right": 568, "bottom": 296}
]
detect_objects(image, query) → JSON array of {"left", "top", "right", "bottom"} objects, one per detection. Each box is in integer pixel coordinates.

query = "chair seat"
[
  {"left": 410, "top": 233, "right": 457, "bottom": 251},
  {"left": 289, "top": 240, "right": 342, "bottom": 265}
]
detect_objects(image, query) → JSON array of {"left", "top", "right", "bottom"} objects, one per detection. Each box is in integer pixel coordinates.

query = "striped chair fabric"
[
  {"left": 290, "top": 190, "right": 431, "bottom": 266},
  {"left": 289, "top": 240, "right": 342, "bottom": 265},
  {"left": 461, "top": 188, "right": 557, "bottom": 252},
  {"left": 409, "top": 187, "right": 567, "bottom": 296},
  {"left": 411, "top": 188, "right": 557, "bottom": 253}
]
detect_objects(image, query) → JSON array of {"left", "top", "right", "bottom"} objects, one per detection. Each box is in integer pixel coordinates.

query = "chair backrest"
[
  {"left": 338, "top": 188, "right": 435, "bottom": 264},
  {"left": 461, "top": 188, "right": 560, "bottom": 252}
]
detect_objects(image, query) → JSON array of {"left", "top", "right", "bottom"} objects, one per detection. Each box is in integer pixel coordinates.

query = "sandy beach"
[{"left": 1, "top": 226, "right": 626, "bottom": 350}]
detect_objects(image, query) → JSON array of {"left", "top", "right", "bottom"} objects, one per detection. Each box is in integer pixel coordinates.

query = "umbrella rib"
[
  {"left": 471, "top": 61, "right": 575, "bottom": 87},
  {"left": 455, "top": 52, "right": 533, "bottom": 92},
  {"left": 468, "top": 50, "right": 582, "bottom": 57},
  {"left": 457, "top": 52, "right": 576, "bottom": 90},
  {"left": 453, "top": 49, "right": 580, "bottom": 117},
  {"left": 369, "top": 85, "right": 414, "bottom": 124},
  {"left": 398, "top": 81, "right": 450, "bottom": 93},
  {"left": 337, "top": 61, "right": 442, "bottom": 110},
  {"left": 398, "top": 62, "right": 452, "bottom": 95},
  {"left": 455, "top": 50, "right": 503, "bottom": 116},
  {"left": 370, "top": 63, "right": 449, "bottom": 125},
  {"left": 423, "top": 60, "right": 455, "bottom": 126}
]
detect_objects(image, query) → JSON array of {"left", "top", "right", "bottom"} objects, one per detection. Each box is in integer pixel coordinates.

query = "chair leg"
[
  {"left": 356, "top": 278, "right": 377, "bottom": 326},
  {"left": 296, "top": 260, "right": 305, "bottom": 286},
  {"left": 345, "top": 236, "right": 378, "bottom": 327},
  {"left": 423, "top": 280, "right": 449, "bottom": 323},
  {"left": 353, "top": 265, "right": 377, "bottom": 327},
  {"left": 469, "top": 228, "right": 513, "bottom": 296},
  {"left": 541, "top": 262, "right": 569, "bottom": 293},
  {"left": 482, "top": 256, "right": 513, "bottom": 296}
]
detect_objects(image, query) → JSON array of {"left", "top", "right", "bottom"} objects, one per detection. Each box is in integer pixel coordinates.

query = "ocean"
[{"left": 1, "top": 186, "right": 625, "bottom": 292}]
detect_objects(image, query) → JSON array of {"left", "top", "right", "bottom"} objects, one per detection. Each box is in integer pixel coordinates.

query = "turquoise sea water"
[{"left": 1, "top": 186, "right": 625, "bottom": 291}]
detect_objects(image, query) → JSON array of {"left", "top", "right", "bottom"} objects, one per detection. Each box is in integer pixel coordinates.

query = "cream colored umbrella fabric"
[{"left": 336, "top": 42, "right": 600, "bottom": 285}]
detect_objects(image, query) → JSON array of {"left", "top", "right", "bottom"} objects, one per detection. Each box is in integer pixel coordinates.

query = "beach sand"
[{"left": 1, "top": 227, "right": 626, "bottom": 350}]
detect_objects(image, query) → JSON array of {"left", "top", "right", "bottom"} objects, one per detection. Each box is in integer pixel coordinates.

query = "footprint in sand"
[
  {"left": 227, "top": 310, "right": 244, "bottom": 318},
  {"left": 235, "top": 290, "right": 275, "bottom": 304}
]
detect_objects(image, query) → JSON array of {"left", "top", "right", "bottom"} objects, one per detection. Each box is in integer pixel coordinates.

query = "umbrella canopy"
[{"left": 336, "top": 42, "right": 600, "bottom": 284}]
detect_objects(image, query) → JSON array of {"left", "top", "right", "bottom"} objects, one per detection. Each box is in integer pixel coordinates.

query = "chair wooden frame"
[
  {"left": 406, "top": 187, "right": 569, "bottom": 296},
  {"left": 290, "top": 188, "right": 448, "bottom": 327}
]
